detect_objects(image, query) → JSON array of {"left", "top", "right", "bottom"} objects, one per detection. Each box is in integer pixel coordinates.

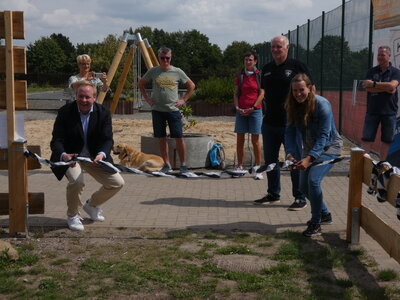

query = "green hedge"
[{"left": 192, "top": 77, "right": 234, "bottom": 104}]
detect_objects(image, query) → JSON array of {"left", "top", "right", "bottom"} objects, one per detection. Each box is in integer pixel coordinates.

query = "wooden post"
[
  {"left": 346, "top": 148, "right": 364, "bottom": 242},
  {"left": 110, "top": 45, "right": 136, "bottom": 114},
  {"left": 136, "top": 33, "right": 153, "bottom": 70},
  {"left": 8, "top": 141, "right": 28, "bottom": 234},
  {"left": 5, "top": 11, "right": 15, "bottom": 144},
  {"left": 97, "top": 34, "right": 129, "bottom": 104},
  {"left": 144, "top": 38, "right": 159, "bottom": 67},
  {"left": 4, "top": 11, "right": 28, "bottom": 235}
]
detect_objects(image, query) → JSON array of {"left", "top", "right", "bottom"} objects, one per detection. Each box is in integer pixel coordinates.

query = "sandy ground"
[{"left": 24, "top": 113, "right": 240, "bottom": 166}]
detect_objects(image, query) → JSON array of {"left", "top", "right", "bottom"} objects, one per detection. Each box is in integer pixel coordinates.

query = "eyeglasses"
[
  {"left": 79, "top": 62, "right": 90, "bottom": 66},
  {"left": 160, "top": 56, "right": 171, "bottom": 60}
]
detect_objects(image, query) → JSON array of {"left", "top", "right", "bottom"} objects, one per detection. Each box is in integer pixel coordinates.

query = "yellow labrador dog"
[{"left": 113, "top": 143, "right": 164, "bottom": 172}]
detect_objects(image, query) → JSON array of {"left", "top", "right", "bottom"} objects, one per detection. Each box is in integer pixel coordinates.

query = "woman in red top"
[{"left": 233, "top": 51, "right": 265, "bottom": 179}]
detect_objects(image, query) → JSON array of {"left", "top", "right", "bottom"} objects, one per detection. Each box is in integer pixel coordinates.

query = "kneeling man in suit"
[{"left": 50, "top": 81, "right": 124, "bottom": 231}]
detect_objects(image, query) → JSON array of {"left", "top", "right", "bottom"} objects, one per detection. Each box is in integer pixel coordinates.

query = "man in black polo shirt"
[
  {"left": 254, "top": 35, "right": 313, "bottom": 211},
  {"left": 361, "top": 45, "right": 400, "bottom": 160}
]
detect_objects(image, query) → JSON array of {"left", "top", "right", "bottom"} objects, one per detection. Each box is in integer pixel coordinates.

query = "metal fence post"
[
  {"left": 307, "top": 19, "right": 310, "bottom": 66},
  {"left": 296, "top": 25, "right": 299, "bottom": 60},
  {"left": 339, "top": 0, "right": 346, "bottom": 134},
  {"left": 368, "top": 0, "right": 374, "bottom": 69},
  {"left": 351, "top": 208, "right": 360, "bottom": 245},
  {"left": 320, "top": 11, "right": 325, "bottom": 96}
]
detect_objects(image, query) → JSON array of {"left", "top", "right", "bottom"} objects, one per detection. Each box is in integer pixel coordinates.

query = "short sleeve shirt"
[
  {"left": 142, "top": 66, "right": 190, "bottom": 112},
  {"left": 234, "top": 70, "right": 261, "bottom": 109},
  {"left": 261, "top": 58, "right": 313, "bottom": 126},
  {"left": 366, "top": 64, "right": 400, "bottom": 115},
  {"left": 68, "top": 75, "right": 103, "bottom": 100}
]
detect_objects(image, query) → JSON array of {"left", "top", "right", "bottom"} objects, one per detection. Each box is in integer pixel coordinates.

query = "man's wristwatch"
[
  {"left": 253, "top": 105, "right": 258, "bottom": 110},
  {"left": 373, "top": 81, "right": 376, "bottom": 87}
]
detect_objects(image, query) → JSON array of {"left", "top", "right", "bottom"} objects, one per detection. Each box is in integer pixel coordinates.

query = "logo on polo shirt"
[{"left": 285, "top": 70, "right": 293, "bottom": 77}]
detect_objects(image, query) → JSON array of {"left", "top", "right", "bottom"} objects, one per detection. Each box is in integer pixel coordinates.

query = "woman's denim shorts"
[{"left": 234, "top": 109, "right": 262, "bottom": 135}]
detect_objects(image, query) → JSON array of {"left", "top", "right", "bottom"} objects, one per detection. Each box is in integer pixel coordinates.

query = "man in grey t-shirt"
[{"left": 139, "top": 47, "right": 195, "bottom": 173}]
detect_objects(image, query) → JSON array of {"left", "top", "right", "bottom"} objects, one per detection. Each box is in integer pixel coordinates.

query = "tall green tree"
[
  {"left": 222, "top": 41, "right": 253, "bottom": 77},
  {"left": 27, "top": 37, "right": 67, "bottom": 74},
  {"left": 128, "top": 27, "right": 223, "bottom": 77},
  {"left": 50, "top": 33, "right": 76, "bottom": 74},
  {"left": 168, "top": 29, "right": 222, "bottom": 76}
]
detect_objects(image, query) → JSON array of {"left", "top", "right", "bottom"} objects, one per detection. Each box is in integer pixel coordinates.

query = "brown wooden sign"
[
  {"left": 0, "top": 46, "right": 26, "bottom": 74},
  {"left": 0, "top": 145, "right": 42, "bottom": 170},
  {"left": 0, "top": 192, "right": 44, "bottom": 215},
  {"left": 0, "top": 11, "right": 25, "bottom": 40},
  {"left": 0, "top": 80, "right": 27, "bottom": 109},
  {"left": 0, "top": 11, "right": 24, "bottom": 39}
]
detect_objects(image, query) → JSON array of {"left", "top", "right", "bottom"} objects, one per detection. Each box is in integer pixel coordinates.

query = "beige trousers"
[{"left": 65, "top": 162, "right": 125, "bottom": 217}]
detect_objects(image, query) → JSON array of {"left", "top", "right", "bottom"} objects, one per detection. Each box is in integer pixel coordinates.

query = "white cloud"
[
  {"left": 0, "top": 0, "right": 39, "bottom": 16},
  {"left": 253, "top": 0, "right": 312, "bottom": 11},
  {"left": 42, "top": 9, "right": 96, "bottom": 27}
]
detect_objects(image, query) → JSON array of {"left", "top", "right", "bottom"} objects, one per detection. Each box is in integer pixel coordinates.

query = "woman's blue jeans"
[{"left": 300, "top": 153, "right": 338, "bottom": 224}]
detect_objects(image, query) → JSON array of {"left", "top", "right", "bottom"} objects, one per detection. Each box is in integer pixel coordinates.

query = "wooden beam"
[
  {"left": 346, "top": 148, "right": 364, "bottom": 242},
  {"left": 97, "top": 39, "right": 128, "bottom": 104},
  {"left": 138, "top": 41, "right": 154, "bottom": 70},
  {"left": 0, "top": 80, "right": 27, "bottom": 109},
  {"left": 362, "top": 155, "right": 373, "bottom": 186},
  {"left": 0, "top": 193, "right": 44, "bottom": 215},
  {"left": 110, "top": 46, "right": 135, "bottom": 114},
  {"left": 386, "top": 174, "right": 400, "bottom": 207},
  {"left": 361, "top": 205, "right": 400, "bottom": 264},
  {"left": 0, "top": 145, "right": 41, "bottom": 170},
  {"left": 0, "top": 11, "right": 24, "bottom": 39},
  {"left": 0, "top": 46, "right": 26, "bottom": 73},
  {"left": 5, "top": 11, "right": 16, "bottom": 144},
  {"left": 143, "top": 39, "right": 159, "bottom": 67},
  {"left": 148, "top": 46, "right": 159, "bottom": 66},
  {"left": 8, "top": 141, "right": 29, "bottom": 234}
]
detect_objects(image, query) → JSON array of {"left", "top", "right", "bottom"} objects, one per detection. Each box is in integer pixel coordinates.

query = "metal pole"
[
  {"left": 307, "top": 19, "right": 310, "bottom": 65},
  {"left": 296, "top": 25, "right": 299, "bottom": 60},
  {"left": 339, "top": 0, "right": 346, "bottom": 134},
  {"left": 368, "top": 0, "right": 374, "bottom": 68},
  {"left": 351, "top": 208, "right": 360, "bottom": 245},
  {"left": 320, "top": 11, "right": 325, "bottom": 96}
]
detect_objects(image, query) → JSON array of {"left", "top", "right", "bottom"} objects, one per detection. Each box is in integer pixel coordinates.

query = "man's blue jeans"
[
  {"left": 261, "top": 122, "right": 304, "bottom": 200},
  {"left": 300, "top": 153, "right": 338, "bottom": 224}
]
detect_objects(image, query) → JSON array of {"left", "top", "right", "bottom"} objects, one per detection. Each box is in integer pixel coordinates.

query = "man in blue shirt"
[{"left": 362, "top": 45, "right": 400, "bottom": 160}]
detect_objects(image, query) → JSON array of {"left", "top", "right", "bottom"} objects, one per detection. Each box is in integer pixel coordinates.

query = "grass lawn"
[
  {"left": 1, "top": 227, "right": 399, "bottom": 299},
  {"left": 27, "top": 84, "right": 64, "bottom": 93}
]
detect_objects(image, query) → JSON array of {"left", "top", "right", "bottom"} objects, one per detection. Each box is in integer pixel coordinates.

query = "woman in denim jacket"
[{"left": 285, "top": 73, "right": 342, "bottom": 237}]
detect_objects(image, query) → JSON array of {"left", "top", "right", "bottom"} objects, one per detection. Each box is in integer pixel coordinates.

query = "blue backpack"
[{"left": 207, "top": 143, "right": 226, "bottom": 169}]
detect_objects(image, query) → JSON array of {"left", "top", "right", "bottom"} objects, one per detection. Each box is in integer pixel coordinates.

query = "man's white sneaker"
[
  {"left": 83, "top": 200, "right": 105, "bottom": 222},
  {"left": 67, "top": 215, "right": 84, "bottom": 231},
  {"left": 252, "top": 166, "right": 264, "bottom": 180}
]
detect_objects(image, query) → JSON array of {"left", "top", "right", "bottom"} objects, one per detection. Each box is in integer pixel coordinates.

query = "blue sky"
[{"left": 1, "top": 0, "right": 344, "bottom": 50}]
